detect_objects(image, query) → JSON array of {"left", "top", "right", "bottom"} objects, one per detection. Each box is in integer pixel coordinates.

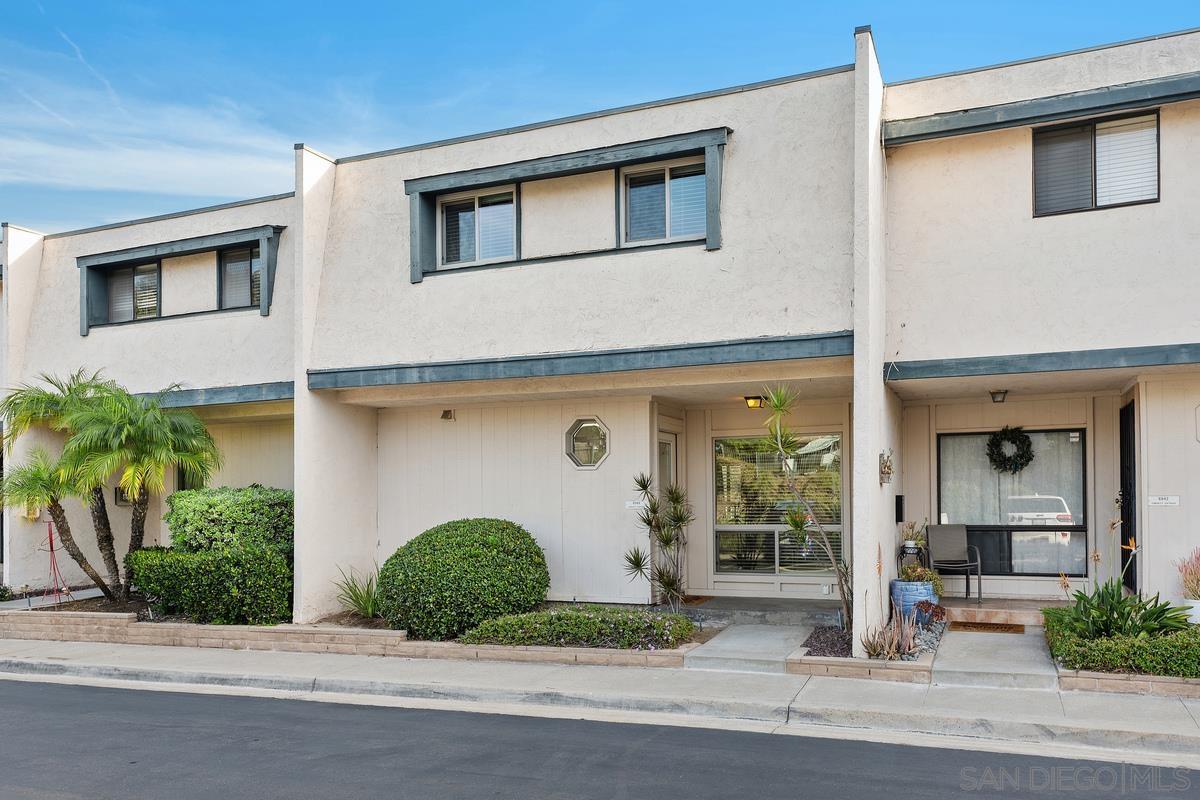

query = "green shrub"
[
  {"left": 377, "top": 518, "right": 550, "bottom": 640},
  {"left": 1046, "top": 579, "right": 1190, "bottom": 640},
  {"left": 165, "top": 485, "right": 294, "bottom": 558},
  {"left": 461, "top": 605, "right": 695, "bottom": 650},
  {"left": 127, "top": 544, "right": 291, "bottom": 625},
  {"left": 1044, "top": 610, "right": 1200, "bottom": 678},
  {"left": 0, "top": 584, "right": 12, "bottom": 602}
]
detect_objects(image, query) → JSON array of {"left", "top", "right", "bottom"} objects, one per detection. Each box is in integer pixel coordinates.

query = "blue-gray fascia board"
[
  {"left": 76, "top": 225, "right": 285, "bottom": 269},
  {"left": 884, "top": 71, "right": 1200, "bottom": 146},
  {"left": 45, "top": 193, "right": 294, "bottom": 240},
  {"left": 404, "top": 128, "right": 730, "bottom": 196},
  {"left": 153, "top": 381, "right": 295, "bottom": 408},
  {"left": 884, "top": 343, "right": 1200, "bottom": 381},
  {"left": 309, "top": 332, "right": 854, "bottom": 390}
]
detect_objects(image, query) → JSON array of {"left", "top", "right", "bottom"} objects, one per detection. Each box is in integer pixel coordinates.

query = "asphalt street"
[{"left": 0, "top": 679, "right": 1192, "bottom": 799}]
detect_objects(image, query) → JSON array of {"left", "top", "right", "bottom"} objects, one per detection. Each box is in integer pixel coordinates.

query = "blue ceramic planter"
[{"left": 890, "top": 579, "right": 939, "bottom": 623}]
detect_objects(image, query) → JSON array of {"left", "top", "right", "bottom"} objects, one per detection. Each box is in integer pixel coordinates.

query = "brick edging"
[
  {"left": 785, "top": 651, "right": 934, "bottom": 683},
  {"left": 0, "top": 611, "right": 696, "bottom": 667},
  {"left": 1057, "top": 666, "right": 1200, "bottom": 698}
]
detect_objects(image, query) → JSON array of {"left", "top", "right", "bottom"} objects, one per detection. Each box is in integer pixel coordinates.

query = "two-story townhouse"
[{"left": 4, "top": 25, "right": 1199, "bottom": 655}]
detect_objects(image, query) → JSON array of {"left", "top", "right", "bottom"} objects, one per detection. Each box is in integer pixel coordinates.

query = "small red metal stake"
[{"left": 42, "top": 520, "right": 75, "bottom": 606}]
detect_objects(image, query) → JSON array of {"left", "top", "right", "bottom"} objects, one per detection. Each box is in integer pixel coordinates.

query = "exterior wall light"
[
  {"left": 744, "top": 396, "right": 766, "bottom": 409},
  {"left": 440, "top": 409, "right": 455, "bottom": 420},
  {"left": 989, "top": 390, "right": 1008, "bottom": 404}
]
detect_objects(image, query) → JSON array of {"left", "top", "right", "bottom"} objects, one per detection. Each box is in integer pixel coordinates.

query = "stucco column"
[
  {"left": 850, "top": 27, "right": 902, "bottom": 654},
  {"left": 291, "top": 146, "right": 380, "bottom": 622}
]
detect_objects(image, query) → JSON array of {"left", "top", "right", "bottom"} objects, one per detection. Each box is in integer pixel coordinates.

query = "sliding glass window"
[{"left": 938, "top": 429, "right": 1087, "bottom": 576}]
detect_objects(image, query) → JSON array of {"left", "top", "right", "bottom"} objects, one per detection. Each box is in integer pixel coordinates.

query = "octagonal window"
[{"left": 566, "top": 418, "right": 609, "bottom": 469}]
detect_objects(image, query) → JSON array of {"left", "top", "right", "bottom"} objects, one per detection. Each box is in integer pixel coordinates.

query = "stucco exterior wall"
[
  {"left": 12, "top": 196, "right": 295, "bottom": 395},
  {"left": 884, "top": 99, "right": 1200, "bottom": 363},
  {"left": 885, "top": 29, "right": 1200, "bottom": 120},
  {"left": 159, "top": 252, "right": 219, "bottom": 316},
  {"left": 308, "top": 69, "right": 855, "bottom": 371},
  {"left": 520, "top": 172, "right": 616, "bottom": 259},
  {"left": 377, "top": 398, "right": 653, "bottom": 603},
  {"left": 1137, "top": 374, "right": 1200, "bottom": 603}
]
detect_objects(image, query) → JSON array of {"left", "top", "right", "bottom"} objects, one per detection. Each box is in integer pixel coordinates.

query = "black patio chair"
[{"left": 927, "top": 524, "right": 982, "bottom": 604}]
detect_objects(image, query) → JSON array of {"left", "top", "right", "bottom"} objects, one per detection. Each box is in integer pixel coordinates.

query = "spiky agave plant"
[{"left": 623, "top": 472, "right": 695, "bottom": 612}]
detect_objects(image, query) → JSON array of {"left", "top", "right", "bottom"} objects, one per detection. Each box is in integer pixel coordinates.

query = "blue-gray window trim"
[
  {"left": 883, "top": 70, "right": 1200, "bottom": 146},
  {"left": 77, "top": 225, "right": 285, "bottom": 335},
  {"left": 405, "top": 128, "right": 729, "bottom": 283},
  {"left": 307, "top": 331, "right": 852, "bottom": 389}
]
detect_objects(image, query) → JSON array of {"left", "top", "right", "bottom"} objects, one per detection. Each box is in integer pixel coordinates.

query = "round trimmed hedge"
[{"left": 378, "top": 518, "right": 550, "bottom": 640}]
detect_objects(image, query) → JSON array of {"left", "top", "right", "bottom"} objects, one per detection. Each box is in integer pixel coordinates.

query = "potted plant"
[
  {"left": 890, "top": 564, "right": 944, "bottom": 623},
  {"left": 899, "top": 520, "right": 927, "bottom": 552},
  {"left": 1177, "top": 548, "right": 1200, "bottom": 624}
]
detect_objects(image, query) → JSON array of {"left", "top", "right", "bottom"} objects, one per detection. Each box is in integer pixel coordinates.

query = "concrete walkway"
[
  {"left": 684, "top": 624, "right": 812, "bottom": 673},
  {"left": 0, "top": 637, "right": 1196, "bottom": 765},
  {"left": 932, "top": 628, "right": 1058, "bottom": 689}
]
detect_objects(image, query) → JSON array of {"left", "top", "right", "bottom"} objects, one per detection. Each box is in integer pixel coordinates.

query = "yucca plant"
[
  {"left": 623, "top": 473, "right": 694, "bottom": 612},
  {"left": 334, "top": 565, "right": 382, "bottom": 619}
]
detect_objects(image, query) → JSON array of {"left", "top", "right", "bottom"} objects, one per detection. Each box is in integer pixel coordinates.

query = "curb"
[
  {"left": 788, "top": 704, "right": 1200, "bottom": 756},
  {"left": 0, "top": 658, "right": 791, "bottom": 724}
]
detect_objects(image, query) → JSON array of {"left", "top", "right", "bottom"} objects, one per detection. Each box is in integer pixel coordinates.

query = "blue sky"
[{"left": 2, "top": 1, "right": 1196, "bottom": 232}]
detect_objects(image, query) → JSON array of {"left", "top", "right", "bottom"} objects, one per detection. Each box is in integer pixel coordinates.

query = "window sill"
[
  {"left": 86, "top": 305, "right": 262, "bottom": 331},
  {"left": 1033, "top": 197, "right": 1159, "bottom": 218},
  {"left": 421, "top": 238, "right": 709, "bottom": 279}
]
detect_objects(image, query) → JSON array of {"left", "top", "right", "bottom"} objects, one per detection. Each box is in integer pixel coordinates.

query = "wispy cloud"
[{"left": 0, "top": 37, "right": 293, "bottom": 202}]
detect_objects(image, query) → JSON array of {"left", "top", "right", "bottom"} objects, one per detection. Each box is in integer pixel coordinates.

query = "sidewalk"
[{"left": 0, "top": 637, "right": 1196, "bottom": 766}]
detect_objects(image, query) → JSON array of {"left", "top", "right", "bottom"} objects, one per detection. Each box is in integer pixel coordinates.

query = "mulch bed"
[
  {"left": 315, "top": 610, "right": 391, "bottom": 630},
  {"left": 38, "top": 595, "right": 151, "bottom": 615},
  {"left": 803, "top": 625, "right": 852, "bottom": 658}
]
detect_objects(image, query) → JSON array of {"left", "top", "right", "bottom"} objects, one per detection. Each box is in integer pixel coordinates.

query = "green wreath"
[{"left": 987, "top": 426, "right": 1034, "bottom": 474}]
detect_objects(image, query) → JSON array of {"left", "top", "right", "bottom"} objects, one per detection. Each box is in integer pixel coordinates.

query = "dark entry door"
[{"left": 1119, "top": 401, "right": 1137, "bottom": 592}]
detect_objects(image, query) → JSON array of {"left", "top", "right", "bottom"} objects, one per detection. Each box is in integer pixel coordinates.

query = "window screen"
[
  {"left": 221, "top": 247, "right": 261, "bottom": 309},
  {"left": 107, "top": 264, "right": 158, "bottom": 323},
  {"left": 1033, "top": 114, "right": 1158, "bottom": 215},
  {"left": 625, "top": 161, "right": 706, "bottom": 242},
  {"left": 1095, "top": 115, "right": 1158, "bottom": 206},
  {"left": 440, "top": 191, "right": 514, "bottom": 266}
]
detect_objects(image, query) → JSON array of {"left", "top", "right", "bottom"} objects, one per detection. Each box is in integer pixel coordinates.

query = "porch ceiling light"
[
  {"left": 989, "top": 389, "right": 1008, "bottom": 404},
  {"left": 744, "top": 396, "right": 766, "bottom": 409}
]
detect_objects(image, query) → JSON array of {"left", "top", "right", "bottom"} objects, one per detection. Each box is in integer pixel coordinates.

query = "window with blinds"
[
  {"left": 1033, "top": 113, "right": 1158, "bottom": 215},
  {"left": 220, "top": 246, "right": 262, "bottom": 309},
  {"left": 438, "top": 188, "right": 515, "bottom": 267},
  {"left": 106, "top": 264, "right": 158, "bottom": 323},
  {"left": 623, "top": 158, "right": 706, "bottom": 244},
  {"left": 713, "top": 434, "right": 843, "bottom": 574}
]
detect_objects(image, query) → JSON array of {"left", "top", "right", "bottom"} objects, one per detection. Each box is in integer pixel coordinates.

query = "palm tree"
[
  {"left": 0, "top": 450, "right": 113, "bottom": 599},
  {"left": 63, "top": 386, "right": 221, "bottom": 596},
  {"left": 0, "top": 371, "right": 125, "bottom": 596}
]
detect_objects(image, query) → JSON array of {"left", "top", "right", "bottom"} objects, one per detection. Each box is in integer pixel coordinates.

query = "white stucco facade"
[{"left": 3, "top": 25, "right": 1200, "bottom": 654}]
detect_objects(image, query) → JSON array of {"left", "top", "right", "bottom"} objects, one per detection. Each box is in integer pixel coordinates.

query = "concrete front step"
[
  {"left": 683, "top": 624, "right": 813, "bottom": 674},
  {"left": 930, "top": 629, "right": 1058, "bottom": 690},
  {"left": 931, "top": 667, "right": 1059, "bottom": 690},
  {"left": 941, "top": 599, "right": 1062, "bottom": 628}
]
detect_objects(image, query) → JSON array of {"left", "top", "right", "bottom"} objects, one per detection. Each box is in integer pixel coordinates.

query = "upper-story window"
[
  {"left": 621, "top": 157, "right": 706, "bottom": 244},
  {"left": 438, "top": 187, "right": 516, "bottom": 267},
  {"left": 220, "top": 246, "right": 262, "bottom": 309},
  {"left": 107, "top": 263, "right": 159, "bottom": 322},
  {"left": 1033, "top": 113, "right": 1158, "bottom": 216}
]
